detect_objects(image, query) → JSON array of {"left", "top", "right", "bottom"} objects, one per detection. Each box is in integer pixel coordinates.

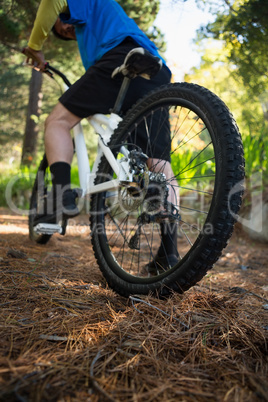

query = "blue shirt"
[{"left": 60, "top": 0, "right": 166, "bottom": 70}]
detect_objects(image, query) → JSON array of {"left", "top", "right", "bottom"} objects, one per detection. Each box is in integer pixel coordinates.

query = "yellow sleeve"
[{"left": 28, "top": 0, "right": 68, "bottom": 50}]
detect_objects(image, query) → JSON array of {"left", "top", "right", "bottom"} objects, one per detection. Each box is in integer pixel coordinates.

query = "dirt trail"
[{"left": 0, "top": 208, "right": 267, "bottom": 401}]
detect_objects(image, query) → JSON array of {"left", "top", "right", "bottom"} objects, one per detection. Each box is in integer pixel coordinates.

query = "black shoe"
[
  {"left": 33, "top": 189, "right": 80, "bottom": 225},
  {"left": 145, "top": 253, "right": 178, "bottom": 274}
]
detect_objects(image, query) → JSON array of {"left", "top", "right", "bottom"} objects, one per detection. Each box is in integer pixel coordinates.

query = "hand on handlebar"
[{"left": 22, "top": 47, "right": 47, "bottom": 72}]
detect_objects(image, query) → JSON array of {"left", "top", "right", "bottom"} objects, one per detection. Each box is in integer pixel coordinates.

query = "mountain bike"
[{"left": 28, "top": 48, "right": 245, "bottom": 297}]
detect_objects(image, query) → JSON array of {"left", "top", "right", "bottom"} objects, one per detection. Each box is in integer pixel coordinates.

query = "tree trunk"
[{"left": 21, "top": 69, "right": 43, "bottom": 166}]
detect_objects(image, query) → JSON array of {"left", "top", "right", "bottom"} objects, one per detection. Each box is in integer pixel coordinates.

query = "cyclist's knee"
[{"left": 45, "top": 103, "right": 80, "bottom": 130}]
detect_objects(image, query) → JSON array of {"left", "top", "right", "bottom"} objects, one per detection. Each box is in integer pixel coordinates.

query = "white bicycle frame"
[{"left": 73, "top": 112, "right": 133, "bottom": 198}]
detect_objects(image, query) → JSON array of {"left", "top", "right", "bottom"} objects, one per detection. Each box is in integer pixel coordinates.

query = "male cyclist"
[{"left": 23, "top": 0, "right": 178, "bottom": 269}]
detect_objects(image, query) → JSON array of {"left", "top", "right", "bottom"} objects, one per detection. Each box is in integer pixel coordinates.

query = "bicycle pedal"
[{"left": 34, "top": 223, "right": 64, "bottom": 235}]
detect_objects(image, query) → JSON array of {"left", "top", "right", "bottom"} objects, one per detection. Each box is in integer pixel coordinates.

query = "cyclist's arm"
[
  {"left": 28, "top": 0, "right": 68, "bottom": 50},
  {"left": 24, "top": 0, "right": 67, "bottom": 70}
]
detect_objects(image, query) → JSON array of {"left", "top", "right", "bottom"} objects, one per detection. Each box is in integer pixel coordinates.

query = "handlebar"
[
  {"left": 22, "top": 47, "right": 72, "bottom": 88},
  {"left": 43, "top": 63, "right": 72, "bottom": 88}
]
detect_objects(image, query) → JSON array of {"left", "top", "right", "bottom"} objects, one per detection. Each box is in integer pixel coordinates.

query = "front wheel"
[{"left": 90, "top": 82, "right": 245, "bottom": 297}]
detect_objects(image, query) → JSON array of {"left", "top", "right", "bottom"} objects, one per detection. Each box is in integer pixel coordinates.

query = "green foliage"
[
  {"left": 0, "top": 52, "right": 31, "bottom": 150},
  {"left": 0, "top": 0, "right": 39, "bottom": 46},
  {"left": 117, "top": 0, "right": 160, "bottom": 31},
  {"left": 185, "top": 44, "right": 267, "bottom": 181},
  {"left": 188, "top": 0, "right": 268, "bottom": 183},
  {"left": 242, "top": 123, "right": 268, "bottom": 177},
  {"left": 0, "top": 164, "right": 35, "bottom": 209},
  {"left": 195, "top": 0, "right": 268, "bottom": 96}
]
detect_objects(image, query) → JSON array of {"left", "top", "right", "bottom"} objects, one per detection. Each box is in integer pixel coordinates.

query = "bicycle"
[{"left": 28, "top": 48, "right": 245, "bottom": 298}]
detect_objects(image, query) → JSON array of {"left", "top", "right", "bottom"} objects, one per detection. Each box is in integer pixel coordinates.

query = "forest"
[
  {"left": 0, "top": 0, "right": 267, "bottom": 185},
  {"left": 0, "top": 0, "right": 267, "bottom": 401}
]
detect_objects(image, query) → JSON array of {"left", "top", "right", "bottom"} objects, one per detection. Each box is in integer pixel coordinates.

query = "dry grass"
[{"left": 0, "top": 211, "right": 267, "bottom": 401}]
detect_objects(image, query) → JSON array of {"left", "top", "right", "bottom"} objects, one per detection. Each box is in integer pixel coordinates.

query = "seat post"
[{"left": 111, "top": 76, "right": 131, "bottom": 114}]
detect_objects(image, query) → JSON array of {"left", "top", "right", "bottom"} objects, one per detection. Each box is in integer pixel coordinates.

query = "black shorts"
[{"left": 59, "top": 38, "right": 172, "bottom": 160}]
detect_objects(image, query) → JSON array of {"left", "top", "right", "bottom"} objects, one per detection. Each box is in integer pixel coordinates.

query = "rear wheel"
[
  {"left": 90, "top": 82, "right": 245, "bottom": 297},
  {"left": 29, "top": 154, "right": 53, "bottom": 244}
]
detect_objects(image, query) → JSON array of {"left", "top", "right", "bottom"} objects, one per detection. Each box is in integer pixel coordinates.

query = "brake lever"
[{"left": 43, "top": 62, "right": 53, "bottom": 78}]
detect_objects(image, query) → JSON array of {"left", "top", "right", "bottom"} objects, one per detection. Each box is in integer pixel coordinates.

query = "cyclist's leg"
[
  {"left": 41, "top": 103, "right": 82, "bottom": 220},
  {"left": 45, "top": 103, "right": 81, "bottom": 165}
]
